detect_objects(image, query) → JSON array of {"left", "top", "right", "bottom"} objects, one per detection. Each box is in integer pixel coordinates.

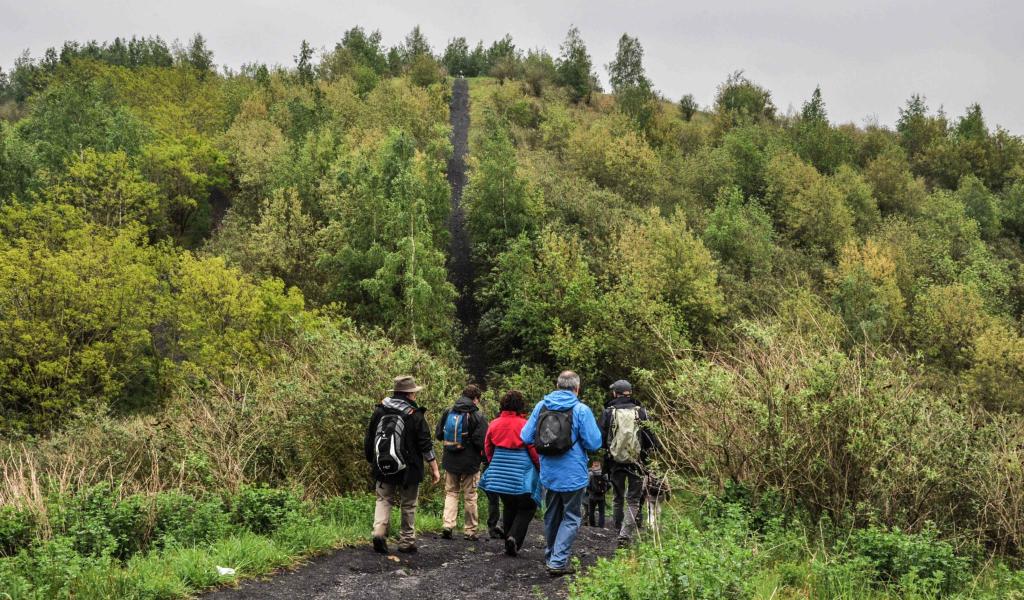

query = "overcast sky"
[{"left": 3, "top": 0, "right": 1022, "bottom": 132}]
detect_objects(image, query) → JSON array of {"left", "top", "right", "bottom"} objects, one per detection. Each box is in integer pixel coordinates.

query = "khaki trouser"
[
  {"left": 442, "top": 471, "right": 480, "bottom": 534},
  {"left": 373, "top": 481, "right": 419, "bottom": 545}
]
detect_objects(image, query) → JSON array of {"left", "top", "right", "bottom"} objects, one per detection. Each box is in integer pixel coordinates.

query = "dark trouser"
[
  {"left": 486, "top": 491, "right": 501, "bottom": 531},
  {"left": 589, "top": 495, "right": 602, "bottom": 524},
  {"left": 587, "top": 497, "right": 606, "bottom": 527},
  {"left": 499, "top": 493, "right": 537, "bottom": 549},
  {"left": 609, "top": 464, "right": 643, "bottom": 538}
]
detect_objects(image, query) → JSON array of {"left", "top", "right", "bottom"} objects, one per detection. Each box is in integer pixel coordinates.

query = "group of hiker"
[{"left": 363, "top": 370, "right": 662, "bottom": 577}]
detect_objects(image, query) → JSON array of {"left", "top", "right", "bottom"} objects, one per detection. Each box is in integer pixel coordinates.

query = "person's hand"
[{"left": 430, "top": 462, "right": 441, "bottom": 484}]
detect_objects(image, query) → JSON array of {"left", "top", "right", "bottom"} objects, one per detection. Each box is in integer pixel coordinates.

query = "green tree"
[
  {"left": 522, "top": 50, "right": 556, "bottom": 97},
  {"left": 714, "top": 71, "right": 775, "bottom": 130},
  {"left": 441, "top": 37, "right": 471, "bottom": 76},
  {"left": 295, "top": 40, "right": 315, "bottom": 85},
  {"left": 606, "top": 34, "right": 655, "bottom": 129},
  {"left": 555, "top": 26, "right": 598, "bottom": 104},
  {"left": 464, "top": 114, "right": 539, "bottom": 259},
  {"left": 956, "top": 174, "right": 1000, "bottom": 241},
  {"left": 703, "top": 186, "right": 776, "bottom": 279},
  {"left": 678, "top": 93, "right": 698, "bottom": 121},
  {"left": 44, "top": 149, "right": 162, "bottom": 230}
]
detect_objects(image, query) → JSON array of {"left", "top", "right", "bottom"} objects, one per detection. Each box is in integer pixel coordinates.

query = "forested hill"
[{"left": 2, "top": 25, "right": 1024, "bottom": 599}]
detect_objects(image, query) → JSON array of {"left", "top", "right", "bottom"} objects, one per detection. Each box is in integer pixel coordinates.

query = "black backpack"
[
  {"left": 374, "top": 406, "right": 411, "bottom": 476},
  {"left": 535, "top": 406, "right": 574, "bottom": 455}
]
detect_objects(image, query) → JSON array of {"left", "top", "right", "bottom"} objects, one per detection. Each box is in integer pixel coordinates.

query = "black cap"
[{"left": 609, "top": 380, "right": 632, "bottom": 394}]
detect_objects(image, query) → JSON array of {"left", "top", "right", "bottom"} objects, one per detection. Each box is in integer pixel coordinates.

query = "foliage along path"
[
  {"left": 201, "top": 79, "right": 619, "bottom": 599},
  {"left": 446, "top": 77, "right": 487, "bottom": 384},
  {"left": 202, "top": 527, "right": 617, "bottom": 599}
]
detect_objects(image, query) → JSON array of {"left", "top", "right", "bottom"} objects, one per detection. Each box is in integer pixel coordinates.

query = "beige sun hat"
[{"left": 391, "top": 375, "right": 423, "bottom": 394}]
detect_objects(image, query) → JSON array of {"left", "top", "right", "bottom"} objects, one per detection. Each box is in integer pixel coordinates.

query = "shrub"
[
  {"left": 0, "top": 506, "right": 35, "bottom": 556},
  {"left": 839, "top": 525, "right": 969, "bottom": 594},
  {"left": 47, "top": 484, "right": 149, "bottom": 558},
  {"left": 229, "top": 486, "right": 303, "bottom": 535},
  {"left": 152, "top": 492, "right": 230, "bottom": 548}
]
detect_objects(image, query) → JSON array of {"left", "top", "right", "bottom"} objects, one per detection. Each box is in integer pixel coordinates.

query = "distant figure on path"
[
  {"left": 599, "top": 379, "right": 659, "bottom": 547},
  {"left": 521, "top": 371, "right": 603, "bottom": 576},
  {"left": 435, "top": 384, "right": 488, "bottom": 540},
  {"left": 364, "top": 375, "right": 441, "bottom": 555},
  {"left": 585, "top": 460, "right": 609, "bottom": 528},
  {"left": 479, "top": 389, "right": 541, "bottom": 556}
]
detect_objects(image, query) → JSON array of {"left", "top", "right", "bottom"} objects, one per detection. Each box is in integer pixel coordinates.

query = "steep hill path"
[
  {"left": 445, "top": 77, "right": 486, "bottom": 384},
  {"left": 203, "top": 526, "right": 617, "bottom": 599}
]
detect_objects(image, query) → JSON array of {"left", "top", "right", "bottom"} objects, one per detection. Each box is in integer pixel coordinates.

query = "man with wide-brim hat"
[{"left": 364, "top": 375, "right": 440, "bottom": 554}]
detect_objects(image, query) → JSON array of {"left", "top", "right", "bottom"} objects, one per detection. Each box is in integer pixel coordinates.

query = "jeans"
[
  {"left": 609, "top": 464, "right": 643, "bottom": 540},
  {"left": 486, "top": 491, "right": 501, "bottom": 532},
  {"left": 442, "top": 471, "right": 480, "bottom": 534},
  {"left": 373, "top": 481, "right": 419, "bottom": 545},
  {"left": 587, "top": 497, "right": 605, "bottom": 527},
  {"left": 499, "top": 493, "right": 537, "bottom": 549},
  {"left": 542, "top": 487, "right": 585, "bottom": 569}
]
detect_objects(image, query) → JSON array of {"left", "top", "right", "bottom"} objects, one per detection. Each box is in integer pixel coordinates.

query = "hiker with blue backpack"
[
  {"left": 520, "top": 371, "right": 603, "bottom": 577},
  {"left": 479, "top": 389, "right": 541, "bottom": 556},
  {"left": 364, "top": 375, "right": 441, "bottom": 555},
  {"left": 435, "top": 384, "right": 488, "bottom": 540}
]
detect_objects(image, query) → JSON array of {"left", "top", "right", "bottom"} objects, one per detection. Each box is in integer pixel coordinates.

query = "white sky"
[{"left": 2, "top": 0, "right": 1022, "bottom": 133}]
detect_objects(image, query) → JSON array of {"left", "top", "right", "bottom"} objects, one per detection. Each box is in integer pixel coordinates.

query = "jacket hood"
[
  {"left": 543, "top": 389, "right": 580, "bottom": 410},
  {"left": 383, "top": 396, "right": 416, "bottom": 413},
  {"left": 452, "top": 396, "right": 479, "bottom": 413},
  {"left": 605, "top": 395, "right": 639, "bottom": 409}
]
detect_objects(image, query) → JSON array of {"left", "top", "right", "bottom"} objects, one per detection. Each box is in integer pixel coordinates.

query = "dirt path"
[
  {"left": 445, "top": 78, "right": 486, "bottom": 384},
  {"left": 203, "top": 525, "right": 617, "bottom": 600}
]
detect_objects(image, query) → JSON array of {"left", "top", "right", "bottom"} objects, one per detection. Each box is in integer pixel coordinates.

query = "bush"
[
  {"left": 839, "top": 525, "right": 969, "bottom": 594},
  {"left": 229, "top": 486, "right": 303, "bottom": 535},
  {"left": 47, "top": 484, "right": 150, "bottom": 558},
  {"left": 0, "top": 506, "right": 35, "bottom": 556},
  {"left": 152, "top": 492, "right": 230, "bottom": 549}
]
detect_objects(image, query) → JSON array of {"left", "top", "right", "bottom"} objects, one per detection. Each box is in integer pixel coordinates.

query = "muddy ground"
[{"left": 203, "top": 525, "right": 617, "bottom": 600}]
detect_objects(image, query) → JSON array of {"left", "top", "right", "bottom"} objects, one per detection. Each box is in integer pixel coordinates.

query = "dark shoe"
[
  {"left": 489, "top": 526, "right": 505, "bottom": 539},
  {"left": 616, "top": 537, "right": 631, "bottom": 549},
  {"left": 547, "top": 564, "right": 576, "bottom": 577},
  {"left": 504, "top": 537, "right": 518, "bottom": 556},
  {"left": 372, "top": 536, "right": 388, "bottom": 554},
  {"left": 441, "top": 528, "right": 453, "bottom": 540},
  {"left": 464, "top": 533, "right": 479, "bottom": 541},
  {"left": 397, "top": 543, "right": 418, "bottom": 554}
]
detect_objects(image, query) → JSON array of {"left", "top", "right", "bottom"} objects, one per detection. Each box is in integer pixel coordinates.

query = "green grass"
[{"left": 0, "top": 490, "right": 452, "bottom": 600}]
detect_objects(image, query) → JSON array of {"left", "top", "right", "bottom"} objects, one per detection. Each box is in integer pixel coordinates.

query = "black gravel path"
[
  {"left": 445, "top": 78, "right": 487, "bottom": 385},
  {"left": 202, "top": 525, "right": 617, "bottom": 599}
]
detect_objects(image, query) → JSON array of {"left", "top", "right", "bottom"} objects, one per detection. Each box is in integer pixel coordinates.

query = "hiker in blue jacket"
[{"left": 520, "top": 370, "right": 603, "bottom": 577}]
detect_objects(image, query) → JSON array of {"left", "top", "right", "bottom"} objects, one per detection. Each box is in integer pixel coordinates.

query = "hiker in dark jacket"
[
  {"left": 364, "top": 375, "right": 440, "bottom": 554},
  {"left": 479, "top": 389, "right": 541, "bottom": 556},
  {"left": 599, "top": 379, "right": 660, "bottom": 546},
  {"left": 435, "top": 384, "right": 488, "bottom": 540}
]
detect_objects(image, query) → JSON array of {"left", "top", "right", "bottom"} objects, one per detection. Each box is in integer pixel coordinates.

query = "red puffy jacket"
[{"left": 485, "top": 411, "right": 540, "bottom": 468}]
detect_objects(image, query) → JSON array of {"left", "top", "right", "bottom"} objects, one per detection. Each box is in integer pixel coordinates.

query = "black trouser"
[
  {"left": 587, "top": 496, "right": 605, "bottom": 527},
  {"left": 499, "top": 493, "right": 537, "bottom": 549},
  {"left": 609, "top": 464, "right": 644, "bottom": 535},
  {"left": 486, "top": 491, "right": 501, "bottom": 531}
]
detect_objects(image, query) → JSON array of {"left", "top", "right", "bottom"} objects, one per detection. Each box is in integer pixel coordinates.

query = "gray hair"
[{"left": 556, "top": 370, "right": 581, "bottom": 391}]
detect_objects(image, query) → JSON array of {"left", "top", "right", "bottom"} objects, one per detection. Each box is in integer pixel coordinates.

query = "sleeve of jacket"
[
  {"left": 639, "top": 407, "right": 662, "bottom": 452},
  {"left": 520, "top": 402, "right": 543, "bottom": 445},
  {"left": 364, "top": 409, "right": 379, "bottom": 464},
  {"left": 484, "top": 426, "right": 495, "bottom": 463},
  {"left": 434, "top": 409, "right": 448, "bottom": 442},
  {"left": 416, "top": 412, "right": 436, "bottom": 462},
  {"left": 598, "top": 408, "right": 610, "bottom": 449},
  {"left": 472, "top": 413, "right": 488, "bottom": 457},
  {"left": 577, "top": 405, "right": 603, "bottom": 452}
]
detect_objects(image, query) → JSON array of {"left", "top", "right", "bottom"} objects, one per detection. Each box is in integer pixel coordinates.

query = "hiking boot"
[
  {"left": 504, "top": 537, "right": 518, "bottom": 557},
  {"left": 397, "top": 543, "right": 418, "bottom": 554},
  {"left": 372, "top": 536, "right": 388, "bottom": 555},
  {"left": 464, "top": 533, "right": 479, "bottom": 541},
  {"left": 441, "top": 528, "right": 453, "bottom": 540},
  {"left": 616, "top": 536, "right": 632, "bottom": 549},
  {"left": 488, "top": 526, "right": 505, "bottom": 540},
  {"left": 547, "top": 564, "right": 576, "bottom": 577}
]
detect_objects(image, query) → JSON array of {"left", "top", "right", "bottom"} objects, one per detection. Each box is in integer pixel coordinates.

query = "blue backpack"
[{"left": 443, "top": 410, "right": 471, "bottom": 451}]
